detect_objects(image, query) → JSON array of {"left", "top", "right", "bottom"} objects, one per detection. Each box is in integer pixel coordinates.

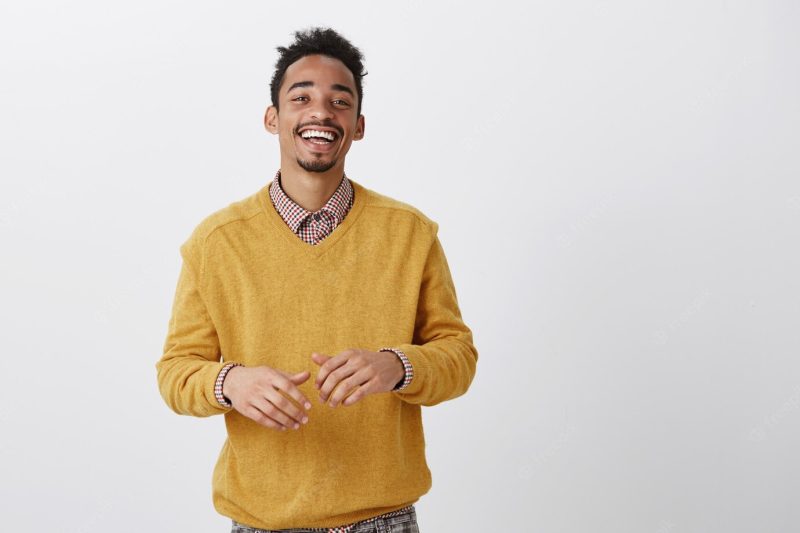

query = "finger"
[
  {"left": 255, "top": 391, "right": 305, "bottom": 430},
  {"left": 342, "top": 383, "right": 368, "bottom": 407},
  {"left": 265, "top": 386, "right": 309, "bottom": 427},
  {"left": 318, "top": 361, "right": 357, "bottom": 403},
  {"left": 313, "top": 351, "right": 355, "bottom": 390},
  {"left": 276, "top": 369, "right": 310, "bottom": 381},
  {"left": 328, "top": 369, "right": 371, "bottom": 407},
  {"left": 292, "top": 370, "right": 310, "bottom": 382},
  {"left": 273, "top": 372, "right": 313, "bottom": 412},
  {"left": 244, "top": 403, "right": 290, "bottom": 431},
  {"left": 311, "top": 352, "right": 331, "bottom": 367}
]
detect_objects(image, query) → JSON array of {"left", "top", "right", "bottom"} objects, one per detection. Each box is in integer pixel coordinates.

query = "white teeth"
[{"left": 300, "top": 129, "right": 335, "bottom": 141}]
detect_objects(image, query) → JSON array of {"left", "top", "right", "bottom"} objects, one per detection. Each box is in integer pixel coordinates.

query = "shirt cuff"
[
  {"left": 214, "top": 362, "right": 244, "bottom": 407},
  {"left": 379, "top": 348, "right": 413, "bottom": 391}
]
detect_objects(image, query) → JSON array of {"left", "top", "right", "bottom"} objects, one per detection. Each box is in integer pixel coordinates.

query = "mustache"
[{"left": 295, "top": 122, "right": 343, "bottom": 137}]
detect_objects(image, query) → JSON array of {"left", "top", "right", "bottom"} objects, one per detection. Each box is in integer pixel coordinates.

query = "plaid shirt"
[{"left": 214, "top": 170, "right": 414, "bottom": 407}]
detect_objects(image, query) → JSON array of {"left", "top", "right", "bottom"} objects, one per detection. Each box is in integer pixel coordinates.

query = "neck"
[{"left": 279, "top": 161, "right": 346, "bottom": 212}]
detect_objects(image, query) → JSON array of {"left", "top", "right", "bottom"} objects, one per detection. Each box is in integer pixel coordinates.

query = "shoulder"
[
  {"left": 357, "top": 181, "right": 439, "bottom": 236},
  {"left": 181, "top": 188, "right": 264, "bottom": 252}
]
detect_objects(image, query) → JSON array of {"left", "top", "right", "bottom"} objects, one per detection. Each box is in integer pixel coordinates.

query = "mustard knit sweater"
[{"left": 155, "top": 178, "right": 479, "bottom": 529}]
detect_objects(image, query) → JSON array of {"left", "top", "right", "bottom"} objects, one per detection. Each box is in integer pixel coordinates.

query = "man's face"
[{"left": 265, "top": 54, "right": 365, "bottom": 173}]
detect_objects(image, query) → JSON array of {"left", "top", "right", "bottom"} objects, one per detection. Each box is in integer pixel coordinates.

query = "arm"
[
  {"left": 155, "top": 234, "right": 240, "bottom": 417},
  {"left": 390, "top": 224, "right": 479, "bottom": 406}
]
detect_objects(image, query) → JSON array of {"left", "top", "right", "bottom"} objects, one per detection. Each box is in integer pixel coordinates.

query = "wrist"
[
  {"left": 379, "top": 348, "right": 412, "bottom": 391},
  {"left": 216, "top": 362, "right": 244, "bottom": 407}
]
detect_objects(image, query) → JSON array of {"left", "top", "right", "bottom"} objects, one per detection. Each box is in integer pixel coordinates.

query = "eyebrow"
[{"left": 286, "top": 81, "right": 355, "bottom": 97}]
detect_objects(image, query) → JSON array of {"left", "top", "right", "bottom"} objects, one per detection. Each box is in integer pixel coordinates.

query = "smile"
[{"left": 297, "top": 129, "right": 340, "bottom": 152}]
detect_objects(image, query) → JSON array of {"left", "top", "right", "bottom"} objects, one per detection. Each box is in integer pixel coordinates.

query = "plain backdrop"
[{"left": 1, "top": 1, "right": 798, "bottom": 532}]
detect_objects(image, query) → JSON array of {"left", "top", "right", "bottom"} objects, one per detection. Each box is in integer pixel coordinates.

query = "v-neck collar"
[{"left": 257, "top": 176, "right": 368, "bottom": 259}]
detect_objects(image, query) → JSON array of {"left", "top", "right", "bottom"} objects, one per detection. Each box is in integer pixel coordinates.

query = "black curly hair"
[{"left": 270, "top": 27, "right": 368, "bottom": 116}]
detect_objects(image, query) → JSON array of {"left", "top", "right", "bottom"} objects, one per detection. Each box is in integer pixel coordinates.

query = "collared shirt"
[
  {"left": 268, "top": 169, "right": 355, "bottom": 246},
  {"left": 213, "top": 170, "right": 414, "bottom": 408}
]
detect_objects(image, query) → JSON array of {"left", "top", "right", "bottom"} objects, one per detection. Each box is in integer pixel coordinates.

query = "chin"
[{"left": 297, "top": 158, "right": 339, "bottom": 173}]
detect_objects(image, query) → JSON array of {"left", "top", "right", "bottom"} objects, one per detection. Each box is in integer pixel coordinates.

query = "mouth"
[{"left": 297, "top": 128, "right": 340, "bottom": 153}]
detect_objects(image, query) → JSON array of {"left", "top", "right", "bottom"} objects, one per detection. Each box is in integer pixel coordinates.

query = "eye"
[
  {"left": 292, "top": 96, "right": 308, "bottom": 102},
  {"left": 333, "top": 99, "right": 350, "bottom": 107}
]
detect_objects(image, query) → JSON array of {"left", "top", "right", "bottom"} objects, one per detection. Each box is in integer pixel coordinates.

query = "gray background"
[{"left": 1, "top": 1, "right": 798, "bottom": 532}]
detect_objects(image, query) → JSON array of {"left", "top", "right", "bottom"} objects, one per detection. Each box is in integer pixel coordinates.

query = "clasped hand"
[{"left": 223, "top": 348, "right": 405, "bottom": 432}]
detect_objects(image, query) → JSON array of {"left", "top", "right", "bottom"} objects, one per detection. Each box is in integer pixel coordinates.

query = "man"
[{"left": 155, "top": 27, "right": 478, "bottom": 532}]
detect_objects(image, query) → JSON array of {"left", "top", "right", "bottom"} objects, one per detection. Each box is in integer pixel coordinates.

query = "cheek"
[{"left": 281, "top": 127, "right": 298, "bottom": 143}]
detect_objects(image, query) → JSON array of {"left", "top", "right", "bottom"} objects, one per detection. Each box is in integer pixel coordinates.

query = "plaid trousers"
[{"left": 231, "top": 504, "right": 419, "bottom": 533}]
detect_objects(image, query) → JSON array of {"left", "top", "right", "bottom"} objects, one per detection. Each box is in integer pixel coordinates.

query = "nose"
[{"left": 309, "top": 100, "right": 335, "bottom": 121}]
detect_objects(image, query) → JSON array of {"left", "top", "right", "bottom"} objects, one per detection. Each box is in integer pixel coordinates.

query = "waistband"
[{"left": 233, "top": 504, "right": 416, "bottom": 533}]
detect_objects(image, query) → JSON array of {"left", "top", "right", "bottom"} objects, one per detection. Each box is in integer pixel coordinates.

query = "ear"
[
  {"left": 353, "top": 114, "right": 365, "bottom": 141},
  {"left": 265, "top": 105, "right": 279, "bottom": 134}
]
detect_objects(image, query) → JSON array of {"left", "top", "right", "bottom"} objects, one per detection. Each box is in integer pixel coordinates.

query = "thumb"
[
  {"left": 290, "top": 370, "right": 310, "bottom": 382},
  {"left": 275, "top": 368, "right": 309, "bottom": 381},
  {"left": 311, "top": 352, "right": 331, "bottom": 364}
]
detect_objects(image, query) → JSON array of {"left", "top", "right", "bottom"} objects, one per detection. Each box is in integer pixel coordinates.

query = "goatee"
[{"left": 297, "top": 157, "right": 337, "bottom": 173}]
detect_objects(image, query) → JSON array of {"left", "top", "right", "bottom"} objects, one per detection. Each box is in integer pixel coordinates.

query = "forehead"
[{"left": 282, "top": 54, "right": 356, "bottom": 94}]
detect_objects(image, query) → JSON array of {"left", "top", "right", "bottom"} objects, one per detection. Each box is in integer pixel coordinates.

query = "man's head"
[{"left": 265, "top": 27, "right": 367, "bottom": 174}]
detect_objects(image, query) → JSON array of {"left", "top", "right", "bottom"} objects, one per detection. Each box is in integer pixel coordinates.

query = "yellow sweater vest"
[{"left": 155, "top": 178, "right": 479, "bottom": 529}]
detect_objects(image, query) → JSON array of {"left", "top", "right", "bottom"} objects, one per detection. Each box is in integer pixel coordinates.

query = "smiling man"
[{"left": 155, "top": 27, "right": 478, "bottom": 533}]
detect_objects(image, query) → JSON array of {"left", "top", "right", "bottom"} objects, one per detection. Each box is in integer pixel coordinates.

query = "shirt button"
[{"left": 313, "top": 213, "right": 321, "bottom": 221}]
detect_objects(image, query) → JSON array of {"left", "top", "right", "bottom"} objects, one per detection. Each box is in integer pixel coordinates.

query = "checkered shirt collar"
[{"left": 268, "top": 169, "right": 354, "bottom": 233}]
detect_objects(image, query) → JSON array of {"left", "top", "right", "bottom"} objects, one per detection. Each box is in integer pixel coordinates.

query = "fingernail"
[
  {"left": 294, "top": 423, "right": 300, "bottom": 429},
  {"left": 302, "top": 416, "right": 308, "bottom": 424},
  {"left": 305, "top": 402, "right": 312, "bottom": 409}
]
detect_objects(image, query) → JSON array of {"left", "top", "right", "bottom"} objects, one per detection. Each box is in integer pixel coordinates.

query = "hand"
[
  {"left": 312, "top": 348, "right": 405, "bottom": 408},
  {"left": 223, "top": 365, "right": 312, "bottom": 432}
]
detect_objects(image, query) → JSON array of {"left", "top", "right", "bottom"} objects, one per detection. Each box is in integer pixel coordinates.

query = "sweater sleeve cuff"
[
  {"left": 214, "top": 362, "right": 244, "bottom": 407},
  {"left": 381, "top": 344, "right": 431, "bottom": 399},
  {"left": 379, "top": 348, "right": 413, "bottom": 391}
]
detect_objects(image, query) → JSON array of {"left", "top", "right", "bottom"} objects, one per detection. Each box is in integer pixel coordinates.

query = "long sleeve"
[
  {"left": 155, "top": 233, "right": 236, "bottom": 417},
  {"left": 391, "top": 224, "right": 478, "bottom": 406}
]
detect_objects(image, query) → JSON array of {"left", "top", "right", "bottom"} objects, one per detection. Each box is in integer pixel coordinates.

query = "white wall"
[{"left": 1, "top": 1, "right": 798, "bottom": 532}]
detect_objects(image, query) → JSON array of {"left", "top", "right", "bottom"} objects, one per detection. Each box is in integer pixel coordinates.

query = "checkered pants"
[{"left": 231, "top": 504, "right": 419, "bottom": 533}]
